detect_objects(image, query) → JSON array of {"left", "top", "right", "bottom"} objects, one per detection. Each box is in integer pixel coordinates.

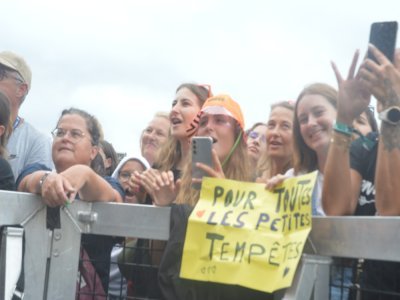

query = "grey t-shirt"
[{"left": 6, "top": 120, "right": 54, "bottom": 178}]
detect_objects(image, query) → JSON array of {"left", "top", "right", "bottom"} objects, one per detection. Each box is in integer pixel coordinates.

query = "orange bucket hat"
[{"left": 200, "top": 94, "right": 245, "bottom": 131}]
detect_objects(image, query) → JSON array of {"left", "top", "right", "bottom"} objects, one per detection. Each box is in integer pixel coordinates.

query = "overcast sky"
[{"left": 1, "top": 0, "right": 398, "bottom": 155}]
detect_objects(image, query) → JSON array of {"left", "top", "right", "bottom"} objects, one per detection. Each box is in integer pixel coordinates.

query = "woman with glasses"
[
  {"left": 113, "top": 156, "right": 149, "bottom": 204},
  {"left": 0, "top": 91, "right": 15, "bottom": 191},
  {"left": 17, "top": 107, "right": 123, "bottom": 206},
  {"left": 256, "top": 101, "right": 294, "bottom": 181},
  {"left": 16, "top": 107, "right": 124, "bottom": 295},
  {"left": 246, "top": 122, "right": 267, "bottom": 170},
  {"left": 107, "top": 155, "right": 150, "bottom": 299}
]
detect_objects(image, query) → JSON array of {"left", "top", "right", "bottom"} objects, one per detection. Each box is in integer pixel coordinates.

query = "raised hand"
[
  {"left": 359, "top": 45, "right": 400, "bottom": 108},
  {"left": 192, "top": 149, "right": 225, "bottom": 181},
  {"left": 331, "top": 50, "right": 371, "bottom": 125}
]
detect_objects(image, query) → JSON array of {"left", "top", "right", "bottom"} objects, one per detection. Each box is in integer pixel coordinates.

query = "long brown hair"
[
  {"left": 154, "top": 83, "right": 210, "bottom": 172},
  {"left": 293, "top": 83, "right": 337, "bottom": 174},
  {"left": 176, "top": 121, "right": 252, "bottom": 206}
]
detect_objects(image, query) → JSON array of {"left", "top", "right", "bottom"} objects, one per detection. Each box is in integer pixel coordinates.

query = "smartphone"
[
  {"left": 368, "top": 21, "right": 398, "bottom": 63},
  {"left": 191, "top": 136, "right": 213, "bottom": 190}
]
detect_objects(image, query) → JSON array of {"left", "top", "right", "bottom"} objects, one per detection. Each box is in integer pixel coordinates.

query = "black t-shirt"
[
  {"left": 0, "top": 157, "right": 15, "bottom": 191},
  {"left": 350, "top": 133, "right": 400, "bottom": 298},
  {"left": 350, "top": 132, "right": 378, "bottom": 216}
]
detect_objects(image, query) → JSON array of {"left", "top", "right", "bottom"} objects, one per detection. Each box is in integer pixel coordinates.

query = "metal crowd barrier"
[
  {"left": 2, "top": 190, "right": 400, "bottom": 299},
  {"left": 0, "top": 191, "right": 170, "bottom": 299},
  {"left": 285, "top": 217, "right": 400, "bottom": 299}
]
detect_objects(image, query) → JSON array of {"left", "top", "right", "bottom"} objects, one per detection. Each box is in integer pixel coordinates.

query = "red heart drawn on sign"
[{"left": 196, "top": 210, "right": 206, "bottom": 218}]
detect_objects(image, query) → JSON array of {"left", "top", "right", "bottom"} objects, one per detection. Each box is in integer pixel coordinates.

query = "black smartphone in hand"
[
  {"left": 368, "top": 21, "right": 398, "bottom": 63},
  {"left": 191, "top": 136, "right": 213, "bottom": 190}
]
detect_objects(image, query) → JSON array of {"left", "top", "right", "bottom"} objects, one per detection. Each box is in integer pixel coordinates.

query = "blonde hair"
[
  {"left": 140, "top": 111, "right": 171, "bottom": 166},
  {"left": 154, "top": 111, "right": 169, "bottom": 121},
  {"left": 256, "top": 101, "right": 294, "bottom": 178},
  {"left": 176, "top": 122, "right": 252, "bottom": 206},
  {"left": 154, "top": 134, "right": 182, "bottom": 172}
]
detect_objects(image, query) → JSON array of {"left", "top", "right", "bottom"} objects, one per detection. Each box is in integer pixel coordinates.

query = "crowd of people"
[{"left": 1, "top": 44, "right": 400, "bottom": 300}]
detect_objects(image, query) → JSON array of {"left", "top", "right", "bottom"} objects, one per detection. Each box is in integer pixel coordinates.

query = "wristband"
[
  {"left": 38, "top": 171, "right": 51, "bottom": 193},
  {"left": 333, "top": 122, "right": 354, "bottom": 137}
]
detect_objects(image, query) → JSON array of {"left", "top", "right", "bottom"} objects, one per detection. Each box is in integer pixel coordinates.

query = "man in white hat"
[{"left": 0, "top": 51, "right": 53, "bottom": 178}]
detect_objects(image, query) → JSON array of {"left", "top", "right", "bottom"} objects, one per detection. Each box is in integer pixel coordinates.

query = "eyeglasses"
[
  {"left": 118, "top": 172, "right": 133, "bottom": 182},
  {"left": 248, "top": 131, "right": 267, "bottom": 144},
  {"left": 51, "top": 128, "right": 86, "bottom": 144},
  {"left": 0, "top": 67, "right": 24, "bottom": 83}
]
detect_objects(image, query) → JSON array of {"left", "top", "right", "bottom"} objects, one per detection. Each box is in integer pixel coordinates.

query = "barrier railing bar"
[{"left": 3, "top": 191, "right": 400, "bottom": 299}]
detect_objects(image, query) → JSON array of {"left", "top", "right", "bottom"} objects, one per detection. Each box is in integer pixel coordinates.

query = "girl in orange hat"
[
  {"left": 158, "top": 94, "right": 271, "bottom": 300},
  {"left": 175, "top": 94, "right": 252, "bottom": 205}
]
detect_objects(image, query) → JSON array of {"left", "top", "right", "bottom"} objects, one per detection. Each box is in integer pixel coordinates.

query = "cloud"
[{"left": 1, "top": 0, "right": 397, "bottom": 154}]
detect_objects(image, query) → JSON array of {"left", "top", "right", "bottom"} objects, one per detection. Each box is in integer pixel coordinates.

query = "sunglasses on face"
[{"left": 248, "top": 131, "right": 267, "bottom": 144}]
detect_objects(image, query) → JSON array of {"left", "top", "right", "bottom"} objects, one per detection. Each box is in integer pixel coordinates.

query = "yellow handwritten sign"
[{"left": 180, "top": 171, "right": 317, "bottom": 293}]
